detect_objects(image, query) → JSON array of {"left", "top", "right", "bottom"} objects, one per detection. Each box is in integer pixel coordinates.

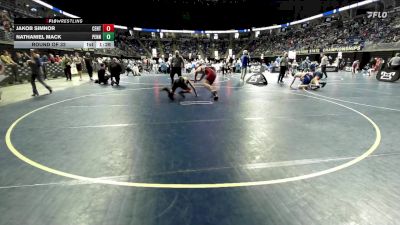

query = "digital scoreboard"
[{"left": 13, "top": 18, "right": 115, "bottom": 49}]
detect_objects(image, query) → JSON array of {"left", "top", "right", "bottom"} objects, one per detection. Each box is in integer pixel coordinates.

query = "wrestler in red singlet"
[
  {"left": 204, "top": 67, "right": 217, "bottom": 85},
  {"left": 194, "top": 65, "right": 219, "bottom": 101}
]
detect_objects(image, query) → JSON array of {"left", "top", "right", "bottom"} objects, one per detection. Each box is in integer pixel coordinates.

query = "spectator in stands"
[
  {"left": 14, "top": 52, "right": 28, "bottom": 67},
  {"left": 235, "top": 59, "right": 241, "bottom": 73},
  {"left": 132, "top": 63, "right": 141, "bottom": 76},
  {"left": 160, "top": 61, "right": 168, "bottom": 74},
  {"left": 27, "top": 51, "right": 52, "bottom": 97},
  {"left": 54, "top": 55, "right": 61, "bottom": 63},
  {"left": 48, "top": 54, "right": 55, "bottom": 63},
  {"left": 73, "top": 52, "right": 84, "bottom": 81},
  {"left": 1, "top": 50, "right": 19, "bottom": 84},
  {"left": 0, "top": 10, "right": 12, "bottom": 32},
  {"left": 41, "top": 54, "right": 49, "bottom": 80},
  {"left": 310, "top": 61, "right": 318, "bottom": 72},
  {"left": 62, "top": 54, "right": 72, "bottom": 81},
  {"left": 388, "top": 53, "right": 400, "bottom": 70}
]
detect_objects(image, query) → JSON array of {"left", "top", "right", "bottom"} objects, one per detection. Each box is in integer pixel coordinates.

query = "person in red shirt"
[
  {"left": 54, "top": 55, "right": 61, "bottom": 63},
  {"left": 194, "top": 64, "right": 218, "bottom": 101}
]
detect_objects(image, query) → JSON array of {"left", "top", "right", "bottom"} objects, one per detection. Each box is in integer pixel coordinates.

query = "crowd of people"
[
  {"left": 1, "top": 44, "right": 399, "bottom": 102},
  {"left": 123, "top": 10, "right": 399, "bottom": 59},
  {"left": 2, "top": 4, "right": 400, "bottom": 60},
  {"left": 1, "top": 2, "right": 400, "bottom": 101},
  {"left": 251, "top": 10, "right": 400, "bottom": 56}
]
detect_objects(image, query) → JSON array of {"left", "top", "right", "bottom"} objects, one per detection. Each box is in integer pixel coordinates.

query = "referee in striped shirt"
[{"left": 320, "top": 53, "right": 328, "bottom": 79}]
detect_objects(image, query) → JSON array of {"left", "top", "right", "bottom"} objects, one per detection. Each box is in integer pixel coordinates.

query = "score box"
[
  {"left": 102, "top": 32, "right": 115, "bottom": 41},
  {"left": 102, "top": 24, "right": 114, "bottom": 32},
  {"left": 83, "top": 41, "right": 96, "bottom": 48},
  {"left": 96, "top": 41, "right": 114, "bottom": 48}
]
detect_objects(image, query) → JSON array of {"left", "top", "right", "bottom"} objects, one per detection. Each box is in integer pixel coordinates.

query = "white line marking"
[
  {"left": 0, "top": 180, "right": 88, "bottom": 189},
  {"left": 329, "top": 83, "right": 368, "bottom": 85},
  {"left": 67, "top": 123, "right": 136, "bottom": 129},
  {"left": 306, "top": 91, "right": 400, "bottom": 112},
  {"left": 3, "top": 83, "right": 382, "bottom": 188},
  {"left": 90, "top": 93, "right": 133, "bottom": 97},
  {"left": 65, "top": 105, "right": 129, "bottom": 108},
  {"left": 2, "top": 152, "right": 399, "bottom": 189},
  {"left": 180, "top": 101, "right": 213, "bottom": 105},
  {"left": 61, "top": 113, "right": 347, "bottom": 129},
  {"left": 244, "top": 117, "right": 264, "bottom": 120}
]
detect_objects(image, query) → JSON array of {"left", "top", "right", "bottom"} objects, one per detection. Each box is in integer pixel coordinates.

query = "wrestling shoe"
[
  {"left": 178, "top": 91, "right": 186, "bottom": 98},
  {"left": 212, "top": 91, "right": 218, "bottom": 101}
]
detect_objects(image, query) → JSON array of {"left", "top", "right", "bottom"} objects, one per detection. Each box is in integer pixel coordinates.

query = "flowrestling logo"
[{"left": 367, "top": 11, "right": 388, "bottom": 19}]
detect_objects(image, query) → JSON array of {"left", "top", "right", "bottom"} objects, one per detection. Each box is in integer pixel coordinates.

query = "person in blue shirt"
[
  {"left": 275, "top": 56, "right": 281, "bottom": 65},
  {"left": 309, "top": 61, "right": 317, "bottom": 72},
  {"left": 235, "top": 60, "right": 241, "bottom": 73},
  {"left": 240, "top": 50, "right": 250, "bottom": 80}
]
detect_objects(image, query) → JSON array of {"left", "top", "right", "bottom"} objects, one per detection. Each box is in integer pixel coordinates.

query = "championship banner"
[
  {"left": 296, "top": 45, "right": 362, "bottom": 54},
  {"left": 324, "top": 45, "right": 362, "bottom": 52}
]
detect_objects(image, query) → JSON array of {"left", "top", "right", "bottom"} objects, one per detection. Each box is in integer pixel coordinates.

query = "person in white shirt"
[
  {"left": 132, "top": 63, "right": 141, "bottom": 76},
  {"left": 73, "top": 52, "right": 84, "bottom": 81},
  {"left": 125, "top": 60, "right": 134, "bottom": 76}
]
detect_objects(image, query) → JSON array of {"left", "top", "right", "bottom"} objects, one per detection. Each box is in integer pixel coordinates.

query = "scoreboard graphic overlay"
[{"left": 14, "top": 19, "right": 114, "bottom": 49}]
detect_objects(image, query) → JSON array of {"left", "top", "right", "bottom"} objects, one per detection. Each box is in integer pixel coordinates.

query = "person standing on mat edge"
[
  {"left": 27, "top": 50, "right": 52, "bottom": 97},
  {"left": 320, "top": 53, "right": 328, "bottom": 79},
  {"left": 170, "top": 50, "right": 185, "bottom": 84},
  {"left": 84, "top": 52, "right": 94, "bottom": 81},
  {"left": 278, "top": 52, "right": 288, "bottom": 83},
  {"left": 240, "top": 50, "right": 250, "bottom": 81},
  {"left": 110, "top": 58, "right": 122, "bottom": 86}
]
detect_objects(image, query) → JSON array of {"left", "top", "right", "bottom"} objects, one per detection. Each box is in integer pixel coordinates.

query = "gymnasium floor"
[{"left": 0, "top": 71, "right": 399, "bottom": 225}]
